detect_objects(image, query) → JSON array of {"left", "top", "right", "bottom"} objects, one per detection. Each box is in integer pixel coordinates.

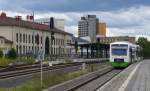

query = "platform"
[{"left": 97, "top": 59, "right": 149, "bottom": 91}]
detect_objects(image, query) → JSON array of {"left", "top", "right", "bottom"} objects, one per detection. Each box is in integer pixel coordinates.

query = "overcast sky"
[{"left": 0, "top": 0, "right": 150, "bottom": 38}]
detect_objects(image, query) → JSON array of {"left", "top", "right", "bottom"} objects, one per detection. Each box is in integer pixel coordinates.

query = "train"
[{"left": 110, "top": 41, "right": 143, "bottom": 68}]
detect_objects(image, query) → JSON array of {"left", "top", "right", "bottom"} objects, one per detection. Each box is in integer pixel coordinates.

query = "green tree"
[
  {"left": 0, "top": 49, "right": 3, "bottom": 58},
  {"left": 136, "top": 37, "right": 150, "bottom": 58},
  {"left": 7, "top": 48, "right": 17, "bottom": 59}
]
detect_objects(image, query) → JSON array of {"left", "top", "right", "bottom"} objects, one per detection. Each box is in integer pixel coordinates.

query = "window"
[
  {"left": 29, "top": 46, "right": 30, "bottom": 51},
  {"left": 26, "top": 34, "right": 27, "bottom": 43},
  {"left": 20, "top": 33, "right": 22, "bottom": 43},
  {"left": 26, "top": 46, "right": 27, "bottom": 53},
  {"left": 16, "top": 33, "right": 18, "bottom": 42},
  {"left": 23, "top": 34, "right": 25, "bottom": 43},
  {"left": 20, "top": 45, "right": 22, "bottom": 54},
  {"left": 23, "top": 46, "right": 25, "bottom": 54},
  {"left": 112, "top": 49, "right": 127, "bottom": 56}
]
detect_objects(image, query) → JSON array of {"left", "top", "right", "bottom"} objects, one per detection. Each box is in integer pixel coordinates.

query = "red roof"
[{"left": 0, "top": 14, "right": 72, "bottom": 35}]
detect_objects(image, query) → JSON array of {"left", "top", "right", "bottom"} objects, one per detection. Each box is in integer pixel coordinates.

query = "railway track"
[
  {"left": 0, "top": 63, "right": 81, "bottom": 79},
  {"left": 73, "top": 69, "right": 122, "bottom": 91},
  {"left": 45, "top": 66, "right": 122, "bottom": 91},
  {"left": 0, "top": 61, "right": 108, "bottom": 79}
]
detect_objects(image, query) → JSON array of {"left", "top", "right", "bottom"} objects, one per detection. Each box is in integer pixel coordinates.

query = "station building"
[
  {"left": 97, "top": 36, "right": 136, "bottom": 44},
  {"left": 0, "top": 13, "right": 73, "bottom": 56}
]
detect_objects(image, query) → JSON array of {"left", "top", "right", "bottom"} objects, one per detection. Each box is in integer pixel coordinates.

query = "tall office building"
[{"left": 78, "top": 15, "right": 99, "bottom": 42}]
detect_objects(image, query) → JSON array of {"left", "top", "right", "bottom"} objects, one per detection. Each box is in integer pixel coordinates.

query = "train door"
[{"left": 129, "top": 47, "right": 133, "bottom": 63}]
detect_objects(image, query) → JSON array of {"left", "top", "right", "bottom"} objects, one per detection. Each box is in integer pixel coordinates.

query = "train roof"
[
  {"left": 110, "top": 41, "right": 143, "bottom": 50},
  {"left": 110, "top": 41, "right": 134, "bottom": 45}
]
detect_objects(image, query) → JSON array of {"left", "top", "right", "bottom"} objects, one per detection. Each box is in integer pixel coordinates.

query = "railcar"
[{"left": 110, "top": 41, "right": 143, "bottom": 68}]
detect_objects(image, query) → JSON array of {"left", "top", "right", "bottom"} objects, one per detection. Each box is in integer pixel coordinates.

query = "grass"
[
  {"left": 0, "top": 69, "right": 89, "bottom": 91},
  {"left": 0, "top": 63, "right": 106, "bottom": 91},
  {"left": 0, "top": 57, "right": 35, "bottom": 67}
]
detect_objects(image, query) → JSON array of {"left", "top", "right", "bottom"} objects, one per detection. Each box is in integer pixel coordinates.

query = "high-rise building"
[
  {"left": 97, "top": 22, "right": 106, "bottom": 37},
  {"left": 78, "top": 15, "right": 99, "bottom": 42},
  {"left": 35, "top": 17, "right": 65, "bottom": 30}
]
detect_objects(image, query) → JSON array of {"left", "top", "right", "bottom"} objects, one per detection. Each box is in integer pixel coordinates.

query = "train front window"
[{"left": 112, "top": 49, "right": 127, "bottom": 56}]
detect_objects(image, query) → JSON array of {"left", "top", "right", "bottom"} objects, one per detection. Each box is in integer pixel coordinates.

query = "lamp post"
[
  {"left": 39, "top": 32, "right": 45, "bottom": 89},
  {"left": 75, "top": 41, "right": 78, "bottom": 57}
]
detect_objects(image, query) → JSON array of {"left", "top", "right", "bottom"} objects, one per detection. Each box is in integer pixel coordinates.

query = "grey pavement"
[
  {"left": 97, "top": 61, "right": 140, "bottom": 91},
  {"left": 97, "top": 59, "right": 150, "bottom": 91},
  {"left": 125, "top": 59, "right": 150, "bottom": 91}
]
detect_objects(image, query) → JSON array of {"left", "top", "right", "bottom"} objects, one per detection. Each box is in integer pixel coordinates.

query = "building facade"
[
  {"left": 78, "top": 15, "right": 99, "bottom": 43},
  {"left": 0, "top": 13, "right": 72, "bottom": 57},
  {"left": 35, "top": 17, "right": 65, "bottom": 30},
  {"left": 97, "top": 36, "right": 136, "bottom": 44},
  {"left": 0, "top": 36, "right": 13, "bottom": 55},
  {"left": 97, "top": 22, "right": 106, "bottom": 37}
]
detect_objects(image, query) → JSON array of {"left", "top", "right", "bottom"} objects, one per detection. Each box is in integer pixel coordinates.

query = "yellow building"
[{"left": 97, "top": 22, "right": 106, "bottom": 37}]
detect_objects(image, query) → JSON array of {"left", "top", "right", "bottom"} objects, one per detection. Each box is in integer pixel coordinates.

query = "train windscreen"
[{"left": 112, "top": 49, "right": 127, "bottom": 56}]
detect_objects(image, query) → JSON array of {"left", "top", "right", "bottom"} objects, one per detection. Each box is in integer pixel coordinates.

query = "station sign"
[{"left": 38, "top": 50, "right": 45, "bottom": 61}]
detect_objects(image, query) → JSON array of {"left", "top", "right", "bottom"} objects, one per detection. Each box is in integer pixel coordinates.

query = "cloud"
[
  {"left": 0, "top": 0, "right": 150, "bottom": 12},
  {"left": 1, "top": 5, "right": 150, "bottom": 38},
  {"left": 65, "top": 25, "right": 78, "bottom": 37}
]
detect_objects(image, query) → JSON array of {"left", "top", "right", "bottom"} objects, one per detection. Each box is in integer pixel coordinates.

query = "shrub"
[
  {"left": 0, "top": 49, "right": 3, "bottom": 58},
  {"left": 7, "top": 48, "right": 17, "bottom": 59}
]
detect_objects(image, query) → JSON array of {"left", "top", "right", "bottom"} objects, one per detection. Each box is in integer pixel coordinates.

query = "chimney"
[
  {"left": 1, "top": 12, "right": 6, "bottom": 18},
  {"left": 15, "top": 16, "right": 22, "bottom": 20},
  {"left": 26, "top": 15, "right": 34, "bottom": 22},
  {"left": 50, "top": 17, "right": 54, "bottom": 29}
]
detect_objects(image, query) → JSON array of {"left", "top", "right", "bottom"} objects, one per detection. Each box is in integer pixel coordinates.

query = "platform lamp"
[
  {"left": 75, "top": 41, "right": 78, "bottom": 57},
  {"left": 97, "top": 37, "right": 100, "bottom": 58}
]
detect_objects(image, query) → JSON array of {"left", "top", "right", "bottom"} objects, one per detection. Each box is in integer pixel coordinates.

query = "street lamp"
[
  {"left": 75, "top": 41, "right": 78, "bottom": 57},
  {"left": 39, "top": 32, "right": 45, "bottom": 89}
]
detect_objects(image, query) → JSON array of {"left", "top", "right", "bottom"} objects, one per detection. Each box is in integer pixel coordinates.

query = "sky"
[{"left": 0, "top": 0, "right": 150, "bottom": 38}]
